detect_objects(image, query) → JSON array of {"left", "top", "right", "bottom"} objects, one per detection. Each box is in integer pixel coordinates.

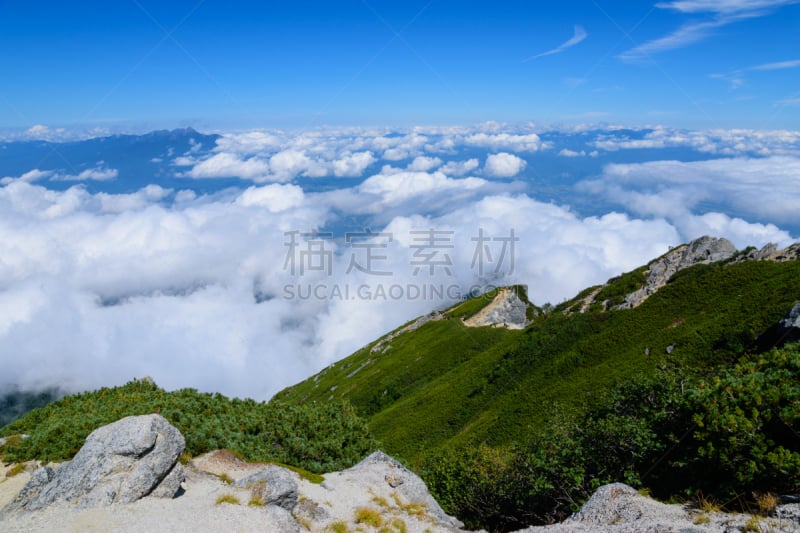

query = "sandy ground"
[{"left": 0, "top": 453, "right": 461, "bottom": 533}]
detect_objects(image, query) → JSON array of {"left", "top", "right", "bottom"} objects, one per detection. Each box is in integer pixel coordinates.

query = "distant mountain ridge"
[{"left": 0, "top": 128, "right": 220, "bottom": 194}]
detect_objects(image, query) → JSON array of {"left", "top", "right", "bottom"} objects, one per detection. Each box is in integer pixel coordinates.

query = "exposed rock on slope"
[
  {"left": 2, "top": 414, "right": 184, "bottom": 513},
  {"left": 516, "top": 483, "right": 800, "bottom": 532},
  {"left": 464, "top": 287, "right": 531, "bottom": 329},
  {"left": 618, "top": 236, "right": 736, "bottom": 309}
]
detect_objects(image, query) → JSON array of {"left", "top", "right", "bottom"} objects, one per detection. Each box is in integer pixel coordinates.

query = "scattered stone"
[
  {"left": 370, "top": 312, "right": 444, "bottom": 353},
  {"left": 2, "top": 414, "right": 185, "bottom": 513},
  {"left": 232, "top": 465, "right": 299, "bottom": 511},
  {"left": 292, "top": 495, "right": 329, "bottom": 523}
]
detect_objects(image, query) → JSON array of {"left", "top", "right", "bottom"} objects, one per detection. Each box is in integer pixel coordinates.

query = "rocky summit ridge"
[{"left": 574, "top": 236, "right": 800, "bottom": 313}]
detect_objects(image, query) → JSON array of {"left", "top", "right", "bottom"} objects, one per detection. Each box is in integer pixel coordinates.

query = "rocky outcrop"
[
  {"left": 734, "top": 242, "right": 800, "bottom": 263},
  {"left": 572, "top": 237, "right": 800, "bottom": 314},
  {"left": 464, "top": 287, "right": 531, "bottom": 329},
  {"left": 2, "top": 414, "right": 185, "bottom": 513},
  {"left": 516, "top": 483, "right": 800, "bottom": 532},
  {"left": 619, "top": 236, "right": 737, "bottom": 309}
]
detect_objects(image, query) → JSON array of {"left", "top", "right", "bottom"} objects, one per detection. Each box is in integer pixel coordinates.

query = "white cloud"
[
  {"left": 358, "top": 171, "right": 487, "bottom": 204},
  {"left": 0, "top": 176, "right": 793, "bottom": 401},
  {"left": 4, "top": 167, "right": 119, "bottom": 184},
  {"left": 214, "top": 131, "right": 283, "bottom": 154},
  {"left": 269, "top": 149, "right": 328, "bottom": 180},
  {"left": 95, "top": 185, "right": 173, "bottom": 213},
  {"left": 26, "top": 125, "right": 52, "bottom": 138},
  {"left": 592, "top": 126, "right": 800, "bottom": 156},
  {"left": 332, "top": 151, "right": 376, "bottom": 177},
  {"left": 236, "top": 184, "right": 305, "bottom": 212},
  {"left": 1, "top": 169, "right": 53, "bottom": 185},
  {"left": 525, "top": 25, "right": 587, "bottom": 61},
  {"left": 484, "top": 153, "right": 527, "bottom": 177},
  {"left": 558, "top": 149, "right": 586, "bottom": 157},
  {"left": 465, "top": 132, "right": 543, "bottom": 152},
  {"left": 53, "top": 167, "right": 119, "bottom": 182},
  {"left": 407, "top": 156, "right": 443, "bottom": 172},
  {"left": 182, "top": 152, "right": 271, "bottom": 181},
  {"left": 440, "top": 158, "right": 480, "bottom": 176},
  {"left": 580, "top": 156, "right": 800, "bottom": 225}
]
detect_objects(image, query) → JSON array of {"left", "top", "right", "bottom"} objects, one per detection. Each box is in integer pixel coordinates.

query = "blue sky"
[{"left": 1, "top": 0, "right": 798, "bottom": 130}]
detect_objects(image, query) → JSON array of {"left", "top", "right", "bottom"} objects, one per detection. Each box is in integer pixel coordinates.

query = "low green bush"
[{"left": 0, "top": 379, "right": 377, "bottom": 473}]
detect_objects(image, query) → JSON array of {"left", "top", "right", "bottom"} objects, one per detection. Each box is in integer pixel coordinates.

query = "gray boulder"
[
  {"left": 232, "top": 464, "right": 299, "bottom": 511},
  {"left": 3, "top": 414, "right": 185, "bottom": 513}
]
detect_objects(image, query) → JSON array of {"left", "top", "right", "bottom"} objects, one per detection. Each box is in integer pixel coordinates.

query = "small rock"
[
  {"left": 293, "top": 496, "right": 329, "bottom": 522},
  {"left": 263, "top": 504, "right": 301, "bottom": 533},
  {"left": 232, "top": 464, "right": 299, "bottom": 511},
  {"left": 385, "top": 472, "right": 403, "bottom": 488}
]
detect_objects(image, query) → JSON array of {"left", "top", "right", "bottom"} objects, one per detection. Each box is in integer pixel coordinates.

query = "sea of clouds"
[{"left": 1, "top": 123, "right": 798, "bottom": 399}]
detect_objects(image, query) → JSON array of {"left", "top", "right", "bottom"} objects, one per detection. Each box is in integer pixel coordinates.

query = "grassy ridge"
[{"left": 276, "top": 259, "right": 800, "bottom": 462}]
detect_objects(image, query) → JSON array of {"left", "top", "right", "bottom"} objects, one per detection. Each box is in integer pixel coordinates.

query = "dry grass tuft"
[
  {"left": 754, "top": 492, "right": 780, "bottom": 516},
  {"left": 354, "top": 506, "right": 383, "bottom": 527},
  {"left": 215, "top": 493, "right": 240, "bottom": 505}
]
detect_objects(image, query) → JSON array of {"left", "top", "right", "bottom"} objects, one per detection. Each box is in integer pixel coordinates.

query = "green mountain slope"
[{"left": 275, "top": 252, "right": 800, "bottom": 463}]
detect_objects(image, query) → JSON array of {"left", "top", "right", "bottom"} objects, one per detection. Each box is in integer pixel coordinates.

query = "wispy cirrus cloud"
[
  {"left": 620, "top": 0, "right": 800, "bottom": 62},
  {"left": 711, "top": 58, "right": 800, "bottom": 89},
  {"left": 657, "top": 0, "right": 800, "bottom": 14},
  {"left": 524, "top": 25, "right": 587, "bottom": 61}
]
